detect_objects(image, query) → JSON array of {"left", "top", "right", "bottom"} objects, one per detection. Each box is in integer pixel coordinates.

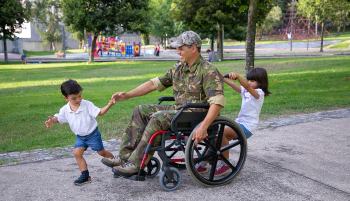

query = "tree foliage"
[
  {"left": 0, "top": 0, "right": 30, "bottom": 63},
  {"left": 62, "top": 0, "right": 150, "bottom": 62},
  {"left": 296, "top": 0, "right": 334, "bottom": 52},
  {"left": 328, "top": 0, "right": 350, "bottom": 35},
  {"left": 30, "top": 0, "right": 62, "bottom": 52},
  {"left": 256, "top": 6, "right": 282, "bottom": 40}
]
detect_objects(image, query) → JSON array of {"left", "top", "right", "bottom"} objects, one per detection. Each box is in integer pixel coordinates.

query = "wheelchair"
[{"left": 120, "top": 96, "right": 248, "bottom": 191}]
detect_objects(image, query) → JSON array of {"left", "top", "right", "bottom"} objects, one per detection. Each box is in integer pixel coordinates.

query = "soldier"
[{"left": 102, "top": 30, "right": 226, "bottom": 176}]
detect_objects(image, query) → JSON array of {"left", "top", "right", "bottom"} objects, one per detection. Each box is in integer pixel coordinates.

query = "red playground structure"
[{"left": 88, "top": 34, "right": 141, "bottom": 57}]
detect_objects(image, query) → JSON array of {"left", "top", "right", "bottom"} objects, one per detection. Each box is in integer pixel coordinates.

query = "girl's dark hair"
[
  {"left": 60, "top": 79, "right": 83, "bottom": 97},
  {"left": 246, "top": 67, "right": 271, "bottom": 97}
]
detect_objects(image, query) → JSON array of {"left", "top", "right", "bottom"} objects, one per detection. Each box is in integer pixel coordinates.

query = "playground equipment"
[{"left": 88, "top": 33, "right": 141, "bottom": 57}]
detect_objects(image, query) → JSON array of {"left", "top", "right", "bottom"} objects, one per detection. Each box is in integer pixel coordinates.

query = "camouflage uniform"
[{"left": 119, "top": 39, "right": 226, "bottom": 168}]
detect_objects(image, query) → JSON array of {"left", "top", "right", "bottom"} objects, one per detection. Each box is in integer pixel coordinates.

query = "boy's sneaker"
[
  {"left": 73, "top": 175, "right": 91, "bottom": 186},
  {"left": 101, "top": 155, "right": 126, "bottom": 168},
  {"left": 214, "top": 162, "right": 231, "bottom": 176},
  {"left": 195, "top": 162, "right": 207, "bottom": 174}
]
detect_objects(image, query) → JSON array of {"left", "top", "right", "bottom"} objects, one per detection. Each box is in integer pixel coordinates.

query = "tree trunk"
[
  {"left": 344, "top": 25, "right": 346, "bottom": 34},
  {"left": 89, "top": 34, "right": 97, "bottom": 62},
  {"left": 245, "top": 0, "right": 259, "bottom": 75},
  {"left": 217, "top": 22, "right": 223, "bottom": 61},
  {"left": 50, "top": 41, "right": 53, "bottom": 53},
  {"left": 337, "top": 27, "right": 340, "bottom": 36},
  {"left": 210, "top": 36, "right": 214, "bottom": 51},
  {"left": 320, "top": 21, "right": 324, "bottom": 52},
  {"left": 4, "top": 38, "right": 8, "bottom": 64}
]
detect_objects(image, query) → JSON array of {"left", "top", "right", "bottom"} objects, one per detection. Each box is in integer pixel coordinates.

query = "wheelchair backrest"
[{"left": 172, "top": 112, "right": 208, "bottom": 135}]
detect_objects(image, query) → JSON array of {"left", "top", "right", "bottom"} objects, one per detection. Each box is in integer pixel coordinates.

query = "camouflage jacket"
[{"left": 151, "top": 55, "right": 225, "bottom": 110}]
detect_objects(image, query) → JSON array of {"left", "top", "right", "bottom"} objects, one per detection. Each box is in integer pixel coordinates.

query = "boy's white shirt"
[
  {"left": 54, "top": 99, "right": 101, "bottom": 136},
  {"left": 235, "top": 86, "right": 265, "bottom": 133}
]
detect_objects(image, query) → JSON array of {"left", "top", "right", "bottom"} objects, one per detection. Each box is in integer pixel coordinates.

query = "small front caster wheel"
[{"left": 159, "top": 167, "right": 181, "bottom": 191}]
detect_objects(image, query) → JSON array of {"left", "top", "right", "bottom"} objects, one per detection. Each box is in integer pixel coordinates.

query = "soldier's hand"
[{"left": 192, "top": 125, "right": 208, "bottom": 147}]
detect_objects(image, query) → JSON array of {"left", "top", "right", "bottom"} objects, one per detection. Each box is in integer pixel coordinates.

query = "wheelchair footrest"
[
  {"left": 123, "top": 169, "right": 147, "bottom": 181},
  {"left": 124, "top": 175, "right": 146, "bottom": 181}
]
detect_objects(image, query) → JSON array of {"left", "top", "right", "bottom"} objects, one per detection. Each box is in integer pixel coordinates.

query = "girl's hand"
[
  {"left": 45, "top": 116, "right": 53, "bottom": 130},
  {"left": 229, "top": 73, "right": 238, "bottom": 80}
]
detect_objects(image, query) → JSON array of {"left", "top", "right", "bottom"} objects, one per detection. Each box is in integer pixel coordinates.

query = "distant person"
[
  {"left": 287, "top": 32, "right": 292, "bottom": 44},
  {"left": 206, "top": 49, "right": 218, "bottom": 62},
  {"left": 45, "top": 79, "right": 115, "bottom": 186},
  {"left": 154, "top": 43, "right": 160, "bottom": 56},
  {"left": 21, "top": 54, "right": 27, "bottom": 64}
]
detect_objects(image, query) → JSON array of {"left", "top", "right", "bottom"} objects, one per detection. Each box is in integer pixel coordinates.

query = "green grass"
[
  {"left": 325, "top": 40, "right": 350, "bottom": 49},
  {"left": 0, "top": 57, "right": 350, "bottom": 153},
  {"left": 24, "top": 49, "right": 85, "bottom": 57}
]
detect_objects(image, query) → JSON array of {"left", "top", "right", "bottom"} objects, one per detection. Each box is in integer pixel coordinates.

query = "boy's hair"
[
  {"left": 246, "top": 67, "right": 271, "bottom": 97},
  {"left": 61, "top": 79, "right": 83, "bottom": 97}
]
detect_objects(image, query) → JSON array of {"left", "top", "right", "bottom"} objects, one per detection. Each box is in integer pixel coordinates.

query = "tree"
[
  {"left": 0, "top": 0, "right": 29, "bottom": 64},
  {"left": 170, "top": 0, "right": 252, "bottom": 61},
  {"left": 329, "top": 0, "right": 350, "bottom": 35},
  {"left": 256, "top": 6, "right": 282, "bottom": 40},
  {"left": 62, "top": 0, "right": 150, "bottom": 62},
  {"left": 149, "top": 0, "right": 179, "bottom": 48},
  {"left": 296, "top": 0, "right": 333, "bottom": 52},
  {"left": 30, "top": 0, "right": 62, "bottom": 52},
  {"left": 66, "top": 25, "right": 84, "bottom": 49},
  {"left": 226, "top": 0, "right": 274, "bottom": 73}
]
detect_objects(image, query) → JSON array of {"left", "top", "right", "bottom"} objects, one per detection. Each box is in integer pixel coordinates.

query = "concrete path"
[
  {"left": 1, "top": 40, "right": 349, "bottom": 63},
  {"left": 1, "top": 116, "right": 349, "bottom": 201}
]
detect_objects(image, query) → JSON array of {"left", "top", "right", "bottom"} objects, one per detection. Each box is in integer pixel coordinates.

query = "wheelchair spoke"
[
  {"left": 220, "top": 140, "right": 241, "bottom": 153},
  {"left": 219, "top": 155, "right": 236, "bottom": 172},
  {"left": 203, "top": 138, "right": 217, "bottom": 152},
  {"left": 208, "top": 156, "right": 218, "bottom": 182},
  {"left": 215, "top": 124, "right": 225, "bottom": 150}
]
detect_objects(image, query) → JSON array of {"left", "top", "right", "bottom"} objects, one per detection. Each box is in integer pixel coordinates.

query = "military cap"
[{"left": 170, "top": 30, "right": 202, "bottom": 48}]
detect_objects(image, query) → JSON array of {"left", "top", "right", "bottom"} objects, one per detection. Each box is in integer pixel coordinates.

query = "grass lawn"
[
  {"left": 24, "top": 49, "right": 86, "bottom": 57},
  {"left": 0, "top": 57, "right": 350, "bottom": 153}
]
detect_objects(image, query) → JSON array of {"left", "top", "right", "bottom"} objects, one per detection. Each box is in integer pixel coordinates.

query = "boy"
[
  {"left": 21, "top": 54, "right": 27, "bottom": 64},
  {"left": 45, "top": 79, "right": 115, "bottom": 185}
]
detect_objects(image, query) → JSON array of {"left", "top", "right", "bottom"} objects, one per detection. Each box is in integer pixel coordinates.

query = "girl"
[{"left": 196, "top": 67, "right": 271, "bottom": 175}]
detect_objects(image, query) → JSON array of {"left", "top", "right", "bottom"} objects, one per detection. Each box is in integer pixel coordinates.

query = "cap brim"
[{"left": 170, "top": 42, "right": 183, "bottom": 48}]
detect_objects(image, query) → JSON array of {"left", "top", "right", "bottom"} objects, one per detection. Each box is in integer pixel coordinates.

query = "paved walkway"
[
  {"left": 1, "top": 40, "right": 349, "bottom": 63},
  {"left": 1, "top": 108, "right": 350, "bottom": 200}
]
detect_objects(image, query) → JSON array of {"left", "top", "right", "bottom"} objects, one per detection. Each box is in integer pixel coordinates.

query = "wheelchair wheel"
[
  {"left": 185, "top": 116, "right": 247, "bottom": 187},
  {"left": 144, "top": 157, "right": 161, "bottom": 178},
  {"left": 159, "top": 167, "right": 182, "bottom": 191}
]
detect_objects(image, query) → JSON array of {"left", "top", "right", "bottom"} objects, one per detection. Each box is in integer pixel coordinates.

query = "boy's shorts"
[
  {"left": 238, "top": 123, "right": 253, "bottom": 139},
  {"left": 74, "top": 127, "right": 104, "bottom": 151}
]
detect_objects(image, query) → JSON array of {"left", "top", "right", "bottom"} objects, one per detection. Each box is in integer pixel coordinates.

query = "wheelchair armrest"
[
  {"left": 157, "top": 96, "right": 175, "bottom": 105},
  {"left": 182, "top": 103, "right": 210, "bottom": 109},
  {"left": 158, "top": 96, "right": 175, "bottom": 102}
]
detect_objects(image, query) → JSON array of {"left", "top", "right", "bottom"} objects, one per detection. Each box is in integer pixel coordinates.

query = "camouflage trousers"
[{"left": 118, "top": 104, "right": 177, "bottom": 167}]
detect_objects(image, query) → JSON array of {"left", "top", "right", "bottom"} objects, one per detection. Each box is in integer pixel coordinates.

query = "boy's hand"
[
  {"left": 45, "top": 116, "right": 53, "bottom": 130},
  {"left": 108, "top": 99, "right": 115, "bottom": 106}
]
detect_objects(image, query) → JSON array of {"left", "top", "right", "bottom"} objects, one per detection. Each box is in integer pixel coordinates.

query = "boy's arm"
[
  {"left": 45, "top": 116, "right": 58, "bottom": 130},
  {"left": 98, "top": 100, "right": 115, "bottom": 116},
  {"left": 233, "top": 73, "right": 260, "bottom": 100}
]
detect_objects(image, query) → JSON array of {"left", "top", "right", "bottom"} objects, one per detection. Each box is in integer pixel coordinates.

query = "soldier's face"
[{"left": 177, "top": 45, "right": 194, "bottom": 64}]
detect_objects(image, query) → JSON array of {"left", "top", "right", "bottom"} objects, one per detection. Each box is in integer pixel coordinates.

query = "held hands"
[
  {"left": 108, "top": 99, "right": 116, "bottom": 106},
  {"left": 45, "top": 116, "right": 53, "bottom": 130},
  {"left": 111, "top": 92, "right": 129, "bottom": 104}
]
